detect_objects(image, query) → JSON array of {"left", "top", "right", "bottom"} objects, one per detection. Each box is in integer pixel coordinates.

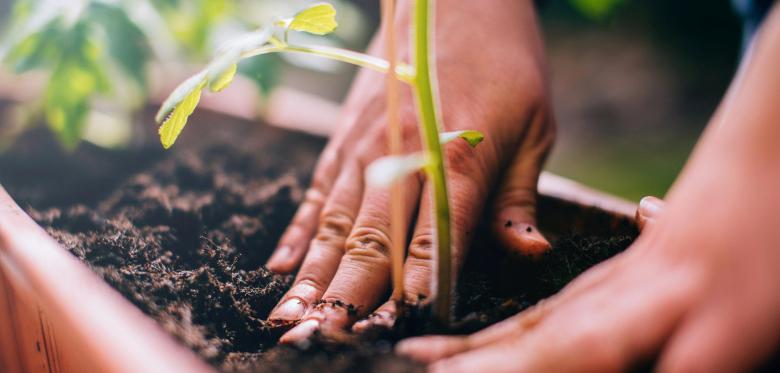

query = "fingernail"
[
  {"left": 269, "top": 298, "right": 306, "bottom": 321},
  {"left": 639, "top": 196, "right": 664, "bottom": 218},
  {"left": 266, "top": 246, "right": 292, "bottom": 271},
  {"left": 352, "top": 311, "right": 394, "bottom": 333},
  {"left": 280, "top": 319, "right": 320, "bottom": 344},
  {"left": 515, "top": 224, "right": 550, "bottom": 256}
]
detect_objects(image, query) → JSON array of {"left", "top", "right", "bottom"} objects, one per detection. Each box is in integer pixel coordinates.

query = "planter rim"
[
  {"left": 0, "top": 186, "right": 213, "bottom": 373},
  {"left": 0, "top": 170, "right": 636, "bottom": 372}
]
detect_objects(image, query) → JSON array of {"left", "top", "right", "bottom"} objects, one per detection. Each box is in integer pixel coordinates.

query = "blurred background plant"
[
  {"left": 0, "top": 0, "right": 370, "bottom": 150},
  {"left": 0, "top": 0, "right": 742, "bottom": 201}
]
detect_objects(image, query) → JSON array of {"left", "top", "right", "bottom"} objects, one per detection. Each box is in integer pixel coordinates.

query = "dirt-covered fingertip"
[{"left": 497, "top": 219, "right": 551, "bottom": 257}]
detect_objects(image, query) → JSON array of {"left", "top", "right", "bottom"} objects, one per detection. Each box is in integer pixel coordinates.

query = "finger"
[
  {"left": 266, "top": 94, "right": 387, "bottom": 273},
  {"left": 280, "top": 176, "right": 421, "bottom": 343},
  {"left": 396, "top": 298, "right": 555, "bottom": 363},
  {"left": 492, "top": 109, "right": 555, "bottom": 257},
  {"left": 636, "top": 196, "right": 665, "bottom": 232},
  {"left": 266, "top": 147, "right": 341, "bottom": 273},
  {"left": 268, "top": 163, "right": 363, "bottom": 322},
  {"left": 354, "top": 142, "right": 492, "bottom": 332},
  {"left": 352, "top": 183, "right": 436, "bottom": 333},
  {"left": 430, "top": 257, "right": 696, "bottom": 372}
]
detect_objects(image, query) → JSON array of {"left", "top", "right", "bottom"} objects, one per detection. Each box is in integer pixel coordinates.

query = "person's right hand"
[{"left": 264, "top": 0, "right": 556, "bottom": 342}]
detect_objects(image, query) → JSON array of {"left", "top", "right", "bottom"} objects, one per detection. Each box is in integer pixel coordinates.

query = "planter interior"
[{"left": 0, "top": 107, "right": 638, "bottom": 372}]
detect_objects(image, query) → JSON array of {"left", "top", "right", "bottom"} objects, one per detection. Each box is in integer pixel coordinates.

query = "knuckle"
[
  {"left": 345, "top": 226, "right": 392, "bottom": 259},
  {"left": 304, "top": 187, "right": 327, "bottom": 206},
  {"left": 294, "top": 276, "right": 327, "bottom": 294},
  {"left": 495, "top": 188, "right": 537, "bottom": 212},
  {"left": 315, "top": 210, "right": 354, "bottom": 243},
  {"left": 408, "top": 233, "right": 435, "bottom": 261}
]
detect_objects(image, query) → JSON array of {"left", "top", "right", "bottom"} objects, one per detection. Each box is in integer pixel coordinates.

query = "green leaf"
[
  {"left": 158, "top": 79, "right": 207, "bottom": 149},
  {"left": 209, "top": 63, "right": 237, "bottom": 92},
  {"left": 238, "top": 54, "right": 281, "bottom": 95},
  {"left": 155, "top": 70, "right": 207, "bottom": 124},
  {"left": 569, "top": 0, "right": 624, "bottom": 20},
  {"left": 42, "top": 21, "right": 110, "bottom": 150},
  {"left": 4, "top": 18, "right": 66, "bottom": 72},
  {"left": 86, "top": 2, "right": 151, "bottom": 90},
  {"left": 288, "top": 3, "right": 338, "bottom": 35},
  {"left": 440, "top": 130, "right": 485, "bottom": 148},
  {"left": 366, "top": 153, "right": 429, "bottom": 187}
]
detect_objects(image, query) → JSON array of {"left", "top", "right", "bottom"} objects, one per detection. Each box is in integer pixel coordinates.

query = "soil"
[{"left": 0, "top": 114, "right": 636, "bottom": 372}]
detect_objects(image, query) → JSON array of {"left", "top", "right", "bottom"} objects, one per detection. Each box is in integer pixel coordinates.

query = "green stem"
[
  {"left": 241, "top": 43, "right": 415, "bottom": 83},
  {"left": 412, "top": 0, "right": 451, "bottom": 326}
]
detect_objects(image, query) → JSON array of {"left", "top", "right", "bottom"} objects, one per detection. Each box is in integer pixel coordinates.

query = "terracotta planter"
[
  {"left": 0, "top": 174, "right": 636, "bottom": 372},
  {"left": 0, "top": 107, "right": 637, "bottom": 371}
]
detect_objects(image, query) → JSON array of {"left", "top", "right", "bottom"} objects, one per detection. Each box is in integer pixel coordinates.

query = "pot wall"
[{"left": 0, "top": 174, "right": 636, "bottom": 372}]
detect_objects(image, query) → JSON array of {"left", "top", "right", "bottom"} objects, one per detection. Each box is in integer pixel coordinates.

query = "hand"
[
  {"left": 265, "top": 0, "right": 555, "bottom": 342},
  {"left": 396, "top": 7, "right": 780, "bottom": 370}
]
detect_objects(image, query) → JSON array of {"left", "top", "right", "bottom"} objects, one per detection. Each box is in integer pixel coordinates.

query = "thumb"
[
  {"left": 493, "top": 113, "right": 555, "bottom": 257},
  {"left": 636, "top": 196, "right": 665, "bottom": 232}
]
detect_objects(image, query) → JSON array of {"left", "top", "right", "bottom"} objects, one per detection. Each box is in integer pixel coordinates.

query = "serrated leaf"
[
  {"left": 366, "top": 153, "right": 429, "bottom": 188},
  {"left": 209, "top": 63, "right": 237, "bottom": 92},
  {"left": 155, "top": 70, "right": 207, "bottom": 124},
  {"left": 158, "top": 79, "right": 206, "bottom": 149},
  {"left": 440, "top": 130, "right": 485, "bottom": 148},
  {"left": 288, "top": 3, "right": 338, "bottom": 35}
]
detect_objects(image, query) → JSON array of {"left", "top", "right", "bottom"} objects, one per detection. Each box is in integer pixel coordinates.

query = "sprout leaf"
[
  {"left": 439, "top": 130, "right": 484, "bottom": 148},
  {"left": 366, "top": 152, "right": 429, "bottom": 187},
  {"left": 288, "top": 3, "right": 338, "bottom": 35},
  {"left": 157, "top": 73, "right": 207, "bottom": 149},
  {"left": 208, "top": 63, "right": 237, "bottom": 92}
]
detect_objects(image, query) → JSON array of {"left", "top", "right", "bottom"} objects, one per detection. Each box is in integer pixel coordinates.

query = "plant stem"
[
  {"left": 412, "top": 0, "right": 451, "bottom": 325},
  {"left": 382, "top": 0, "right": 406, "bottom": 304},
  {"left": 241, "top": 43, "right": 415, "bottom": 83}
]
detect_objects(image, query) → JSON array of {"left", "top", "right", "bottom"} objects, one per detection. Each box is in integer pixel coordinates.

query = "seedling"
[{"left": 156, "top": 1, "right": 483, "bottom": 326}]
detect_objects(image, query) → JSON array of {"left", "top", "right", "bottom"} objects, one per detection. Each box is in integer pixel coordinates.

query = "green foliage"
[
  {"left": 209, "top": 63, "right": 238, "bottom": 92},
  {"left": 1, "top": 0, "right": 152, "bottom": 149},
  {"left": 156, "top": 2, "right": 346, "bottom": 149},
  {"left": 153, "top": 0, "right": 233, "bottom": 56},
  {"left": 440, "top": 130, "right": 485, "bottom": 148},
  {"left": 88, "top": 2, "right": 150, "bottom": 90},
  {"left": 286, "top": 3, "right": 338, "bottom": 35},
  {"left": 570, "top": 0, "right": 624, "bottom": 20},
  {"left": 158, "top": 74, "right": 207, "bottom": 149},
  {"left": 43, "top": 21, "right": 110, "bottom": 149}
]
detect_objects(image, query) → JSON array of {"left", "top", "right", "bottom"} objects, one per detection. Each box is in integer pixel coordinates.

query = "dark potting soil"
[{"left": 1, "top": 120, "right": 634, "bottom": 372}]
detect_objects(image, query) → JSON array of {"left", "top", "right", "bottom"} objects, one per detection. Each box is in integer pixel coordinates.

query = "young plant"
[{"left": 156, "top": 1, "right": 483, "bottom": 326}]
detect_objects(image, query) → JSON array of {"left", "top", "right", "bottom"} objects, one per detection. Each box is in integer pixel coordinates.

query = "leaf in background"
[
  {"left": 238, "top": 54, "right": 281, "bottom": 95},
  {"left": 366, "top": 152, "right": 429, "bottom": 188},
  {"left": 44, "top": 22, "right": 111, "bottom": 150},
  {"left": 156, "top": 0, "right": 232, "bottom": 56},
  {"left": 86, "top": 2, "right": 151, "bottom": 90},
  {"left": 288, "top": 3, "right": 338, "bottom": 35},
  {"left": 570, "top": 0, "right": 624, "bottom": 20},
  {"left": 439, "top": 130, "right": 485, "bottom": 148},
  {"left": 4, "top": 18, "right": 65, "bottom": 72},
  {"left": 208, "top": 63, "right": 237, "bottom": 92},
  {"left": 158, "top": 79, "right": 206, "bottom": 149}
]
